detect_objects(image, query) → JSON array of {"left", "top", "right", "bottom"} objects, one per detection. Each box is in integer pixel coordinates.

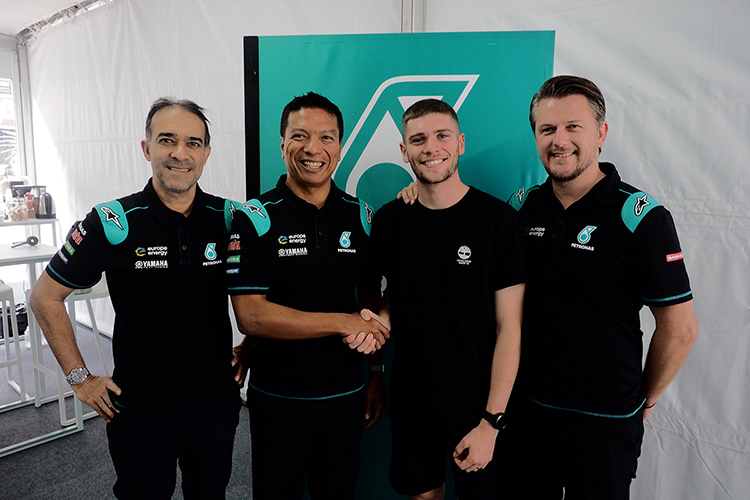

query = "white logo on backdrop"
[{"left": 341, "top": 75, "right": 480, "bottom": 195}]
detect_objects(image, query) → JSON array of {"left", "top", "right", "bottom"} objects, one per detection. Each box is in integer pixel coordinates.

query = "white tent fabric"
[{"left": 20, "top": 0, "right": 750, "bottom": 498}]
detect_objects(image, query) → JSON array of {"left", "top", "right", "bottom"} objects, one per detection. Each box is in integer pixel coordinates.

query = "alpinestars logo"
[
  {"left": 243, "top": 203, "right": 266, "bottom": 218},
  {"left": 335, "top": 74, "right": 480, "bottom": 195},
  {"left": 634, "top": 194, "right": 650, "bottom": 216},
  {"left": 100, "top": 206, "right": 123, "bottom": 230}
]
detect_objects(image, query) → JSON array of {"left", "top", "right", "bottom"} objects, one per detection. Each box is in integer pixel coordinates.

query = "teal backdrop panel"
[
  {"left": 254, "top": 31, "right": 553, "bottom": 209},
  {"left": 247, "top": 31, "right": 554, "bottom": 500}
]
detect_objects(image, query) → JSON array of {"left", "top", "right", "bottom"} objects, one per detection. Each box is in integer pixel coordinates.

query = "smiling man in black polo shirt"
[
  {"left": 227, "top": 92, "right": 388, "bottom": 500},
  {"left": 30, "top": 97, "right": 242, "bottom": 499},
  {"left": 504, "top": 75, "right": 699, "bottom": 499}
]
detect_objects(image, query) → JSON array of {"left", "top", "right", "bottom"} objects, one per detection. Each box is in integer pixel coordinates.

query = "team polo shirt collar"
[
  {"left": 142, "top": 178, "right": 212, "bottom": 224},
  {"left": 538, "top": 161, "right": 622, "bottom": 209},
  {"left": 275, "top": 174, "right": 348, "bottom": 213}
]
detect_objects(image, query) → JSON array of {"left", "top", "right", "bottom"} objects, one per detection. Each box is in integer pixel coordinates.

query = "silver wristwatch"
[{"left": 66, "top": 367, "right": 91, "bottom": 385}]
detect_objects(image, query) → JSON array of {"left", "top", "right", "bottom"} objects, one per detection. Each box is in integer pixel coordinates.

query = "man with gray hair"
[{"left": 30, "top": 97, "right": 242, "bottom": 499}]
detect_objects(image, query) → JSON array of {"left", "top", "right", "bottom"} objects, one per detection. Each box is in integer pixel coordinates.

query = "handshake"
[{"left": 342, "top": 309, "right": 390, "bottom": 354}]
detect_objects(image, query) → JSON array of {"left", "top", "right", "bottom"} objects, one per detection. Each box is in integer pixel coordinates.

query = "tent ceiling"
[{"left": 0, "top": 0, "right": 83, "bottom": 37}]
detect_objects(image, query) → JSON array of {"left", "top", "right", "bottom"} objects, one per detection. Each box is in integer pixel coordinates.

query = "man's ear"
[{"left": 141, "top": 139, "right": 151, "bottom": 161}]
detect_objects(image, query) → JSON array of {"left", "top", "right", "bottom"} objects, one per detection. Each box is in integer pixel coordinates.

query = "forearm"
[
  {"left": 29, "top": 284, "right": 84, "bottom": 374},
  {"left": 231, "top": 295, "right": 365, "bottom": 341},
  {"left": 642, "top": 301, "right": 699, "bottom": 405},
  {"left": 485, "top": 284, "right": 524, "bottom": 413},
  {"left": 485, "top": 324, "right": 521, "bottom": 414}
]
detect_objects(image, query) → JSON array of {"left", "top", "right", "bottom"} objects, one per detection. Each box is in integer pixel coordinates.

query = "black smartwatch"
[{"left": 482, "top": 410, "right": 507, "bottom": 430}]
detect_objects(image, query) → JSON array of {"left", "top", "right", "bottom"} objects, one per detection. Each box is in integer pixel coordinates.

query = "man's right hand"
[
  {"left": 397, "top": 181, "right": 419, "bottom": 204},
  {"left": 342, "top": 309, "right": 390, "bottom": 354},
  {"left": 71, "top": 374, "right": 122, "bottom": 422}
]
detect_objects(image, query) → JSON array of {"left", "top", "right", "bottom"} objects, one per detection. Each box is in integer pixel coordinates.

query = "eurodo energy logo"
[{"left": 334, "top": 74, "right": 479, "bottom": 211}]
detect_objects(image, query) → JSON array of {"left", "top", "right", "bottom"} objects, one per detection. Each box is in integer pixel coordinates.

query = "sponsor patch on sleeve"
[{"left": 666, "top": 252, "right": 684, "bottom": 262}]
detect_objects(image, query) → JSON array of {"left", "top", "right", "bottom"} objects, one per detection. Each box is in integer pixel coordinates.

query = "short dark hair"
[
  {"left": 279, "top": 92, "right": 344, "bottom": 140},
  {"left": 401, "top": 99, "right": 460, "bottom": 139},
  {"left": 145, "top": 97, "right": 211, "bottom": 147},
  {"left": 529, "top": 75, "right": 606, "bottom": 132}
]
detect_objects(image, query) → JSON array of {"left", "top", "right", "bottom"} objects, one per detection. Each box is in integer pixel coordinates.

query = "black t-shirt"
[
  {"left": 509, "top": 162, "right": 693, "bottom": 416},
  {"left": 46, "top": 180, "right": 239, "bottom": 409},
  {"left": 227, "top": 176, "right": 379, "bottom": 398},
  {"left": 372, "top": 187, "right": 527, "bottom": 429}
]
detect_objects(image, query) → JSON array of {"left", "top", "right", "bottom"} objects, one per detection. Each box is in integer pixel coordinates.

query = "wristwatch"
[
  {"left": 66, "top": 367, "right": 91, "bottom": 385},
  {"left": 482, "top": 410, "right": 507, "bottom": 430}
]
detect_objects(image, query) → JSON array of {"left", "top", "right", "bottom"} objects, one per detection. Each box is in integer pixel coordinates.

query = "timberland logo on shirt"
[
  {"left": 278, "top": 247, "right": 308, "bottom": 257},
  {"left": 135, "top": 260, "right": 168, "bottom": 269},
  {"left": 457, "top": 245, "right": 472, "bottom": 265}
]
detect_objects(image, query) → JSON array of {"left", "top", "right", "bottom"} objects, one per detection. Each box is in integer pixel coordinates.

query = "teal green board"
[
  {"left": 256, "top": 31, "right": 554, "bottom": 210},
  {"left": 251, "top": 31, "right": 554, "bottom": 500}
]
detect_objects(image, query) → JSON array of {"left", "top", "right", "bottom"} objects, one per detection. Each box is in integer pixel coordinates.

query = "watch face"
[{"left": 67, "top": 367, "right": 90, "bottom": 385}]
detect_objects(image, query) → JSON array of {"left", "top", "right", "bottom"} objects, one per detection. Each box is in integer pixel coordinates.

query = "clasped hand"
[{"left": 342, "top": 309, "right": 390, "bottom": 354}]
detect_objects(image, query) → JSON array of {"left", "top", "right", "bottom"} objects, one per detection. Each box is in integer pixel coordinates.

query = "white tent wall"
[
  {"left": 21, "top": 0, "right": 749, "bottom": 498},
  {"left": 424, "top": 1, "right": 750, "bottom": 499}
]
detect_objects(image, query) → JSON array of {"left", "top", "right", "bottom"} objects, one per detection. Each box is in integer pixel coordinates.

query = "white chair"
[{"left": 0, "top": 282, "right": 29, "bottom": 413}]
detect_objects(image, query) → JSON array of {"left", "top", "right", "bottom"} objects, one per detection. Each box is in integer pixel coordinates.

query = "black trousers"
[
  {"left": 248, "top": 388, "right": 364, "bottom": 500},
  {"left": 502, "top": 394, "right": 644, "bottom": 500},
  {"left": 107, "top": 394, "right": 241, "bottom": 500}
]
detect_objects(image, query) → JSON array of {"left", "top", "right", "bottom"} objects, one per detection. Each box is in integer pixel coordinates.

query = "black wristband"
[{"left": 644, "top": 402, "right": 656, "bottom": 409}]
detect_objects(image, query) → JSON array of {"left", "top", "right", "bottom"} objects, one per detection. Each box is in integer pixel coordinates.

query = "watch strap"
[{"left": 482, "top": 410, "right": 507, "bottom": 430}]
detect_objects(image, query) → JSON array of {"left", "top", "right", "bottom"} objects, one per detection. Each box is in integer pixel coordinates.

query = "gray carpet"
[{"left": 0, "top": 325, "right": 253, "bottom": 500}]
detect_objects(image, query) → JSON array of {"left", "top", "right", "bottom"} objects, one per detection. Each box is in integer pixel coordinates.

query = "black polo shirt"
[
  {"left": 508, "top": 162, "right": 693, "bottom": 417},
  {"left": 46, "top": 179, "right": 239, "bottom": 409},
  {"left": 227, "top": 175, "right": 379, "bottom": 399}
]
